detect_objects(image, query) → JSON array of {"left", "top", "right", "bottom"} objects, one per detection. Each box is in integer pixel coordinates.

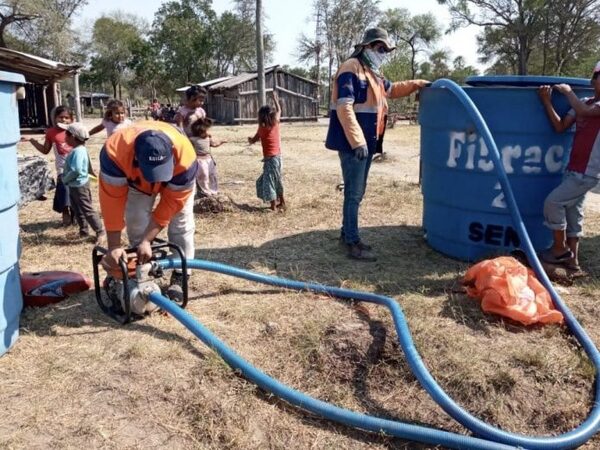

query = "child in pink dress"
[{"left": 189, "top": 118, "right": 227, "bottom": 196}]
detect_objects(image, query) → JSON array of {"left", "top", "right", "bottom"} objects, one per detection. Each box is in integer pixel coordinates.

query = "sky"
[{"left": 75, "top": 0, "right": 483, "bottom": 71}]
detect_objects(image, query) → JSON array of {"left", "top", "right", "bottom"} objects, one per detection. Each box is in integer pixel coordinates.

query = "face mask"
[{"left": 363, "top": 48, "right": 387, "bottom": 71}]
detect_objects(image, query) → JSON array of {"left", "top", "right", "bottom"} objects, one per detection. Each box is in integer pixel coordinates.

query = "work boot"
[
  {"left": 339, "top": 238, "right": 373, "bottom": 252},
  {"left": 347, "top": 243, "right": 377, "bottom": 262},
  {"left": 166, "top": 271, "right": 187, "bottom": 303}
]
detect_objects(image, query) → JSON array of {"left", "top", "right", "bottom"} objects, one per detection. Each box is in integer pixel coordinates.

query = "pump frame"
[{"left": 92, "top": 238, "right": 188, "bottom": 324}]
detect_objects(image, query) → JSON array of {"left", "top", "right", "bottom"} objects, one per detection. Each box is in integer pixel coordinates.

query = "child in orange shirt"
[{"left": 248, "top": 91, "right": 286, "bottom": 211}]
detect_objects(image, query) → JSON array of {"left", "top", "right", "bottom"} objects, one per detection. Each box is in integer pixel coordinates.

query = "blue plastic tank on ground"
[
  {"left": 0, "top": 71, "right": 25, "bottom": 356},
  {"left": 418, "top": 76, "right": 594, "bottom": 261}
]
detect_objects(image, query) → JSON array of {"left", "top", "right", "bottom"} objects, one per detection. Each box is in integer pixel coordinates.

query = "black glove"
[{"left": 353, "top": 145, "right": 368, "bottom": 160}]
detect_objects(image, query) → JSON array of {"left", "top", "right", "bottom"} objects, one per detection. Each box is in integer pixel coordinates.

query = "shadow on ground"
[{"left": 15, "top": 224, "right": 494, "bottom": 449}]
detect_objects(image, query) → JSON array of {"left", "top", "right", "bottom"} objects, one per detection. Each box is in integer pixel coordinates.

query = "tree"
[
  {"left": 151, "top": 0, "right": 216, "bottom": 87},
  {"left": 379, "top": 8, "right": 441, "bottom": 78},
  {"left": 89, "top": 13, "right": 144, "bottom": 98},
  {"left": 438, "top": 0, "right": 600, "bottom": 76},
  {"left": 0, "top": 0, "right": 87, "bottom": 60},
  {"left": 256, "top": 0, "right": 266, "bottom": 107},
  {"left": 296, "top": 0, "right": 326, "bottom": 103},
  {"left": 304, "top": 0, "right": 380, "bottom": 108},
  {"left": 438, "top": 0, "right": 547, "bottom": 75},
  {"left": 537, "top": 0, "right": 600, "bottom": 75},
  {"left": 213, "top": 12, "right": 252, "bottom": 75},
  {"left": 450, "top": 55, "right": 478, "bottom": 83}
]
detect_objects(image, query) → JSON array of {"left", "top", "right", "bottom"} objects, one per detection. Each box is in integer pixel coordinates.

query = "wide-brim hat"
[{"left": 350, "top": 27, "right": 396, "bottom": 58}]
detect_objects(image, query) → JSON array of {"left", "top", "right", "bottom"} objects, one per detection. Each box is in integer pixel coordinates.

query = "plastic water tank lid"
[
  {"left": 465, "top": 75, "right": 591, "bottom": 87},
  {"left": 0, "top": 71, "right": 26, "bottom": 84}
]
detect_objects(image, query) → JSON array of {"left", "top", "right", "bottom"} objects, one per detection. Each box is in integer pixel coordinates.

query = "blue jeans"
[{"left": 339, "top": 150, "right": 373, "bottom": 244}]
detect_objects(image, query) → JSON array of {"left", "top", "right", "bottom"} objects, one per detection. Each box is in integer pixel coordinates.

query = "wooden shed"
[
  {"left": 0, "top": 47, "right": 82, "bottom": 129},
  {"left": 206, "top": 66, "right": 319, "bottom": 124}
]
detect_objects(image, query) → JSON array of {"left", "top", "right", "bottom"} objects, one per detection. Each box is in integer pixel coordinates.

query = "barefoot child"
[
  {"left": 189, "top": 117, "right": 227, "bottom": 196},
  {"left": 62, "top": 123, "right": 106, "bottom": 244},
  {"left": 26, "top": 105, "right": 75, "bottom": 226},
  {"left": 248, "top": 91, "right": 286, "bottom": 211}
]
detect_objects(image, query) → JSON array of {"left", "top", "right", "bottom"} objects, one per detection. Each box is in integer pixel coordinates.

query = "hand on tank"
[
  {"left": 553, "top": 83, "right": 573, "bottom": 95},
  {"left": 538, "top": 85, "right": 552, "bottom": 102},
  {"left": 413, "top": 79, "right": 431, "bottom": 88}
]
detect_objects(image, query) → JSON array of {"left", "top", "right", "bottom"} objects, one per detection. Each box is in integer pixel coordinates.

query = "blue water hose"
[
  {"left": 147, "top": 79, "right": 600, "bottom": 449},
  {"left": 149, "top": 265, "right": 515, "bottom": 450}
]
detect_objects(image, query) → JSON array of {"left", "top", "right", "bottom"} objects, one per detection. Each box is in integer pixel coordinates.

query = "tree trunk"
[
  {"left": 315, "top": 7, "right": 322, "bottom": 106},
  {"left": 327, "top": 49, "right": 333, "bottom": 117},
  {"left": 112, "top": 83, "right": 117, "bottom": 99},
  {"left": 518, "top": 36, "right": 528, "bottom": 75},
  {"left": 256, "top": 0, "right": 266, "bottom": 107}
]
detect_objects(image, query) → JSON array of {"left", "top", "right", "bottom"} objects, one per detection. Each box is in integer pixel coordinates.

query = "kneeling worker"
[{"left": 99, "top": 120, "right": 199, "bottom": 297}]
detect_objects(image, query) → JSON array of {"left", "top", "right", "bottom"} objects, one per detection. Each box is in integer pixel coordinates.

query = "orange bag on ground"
[{"left": 463, "top": 256, "right": 564, "bottom": 326}]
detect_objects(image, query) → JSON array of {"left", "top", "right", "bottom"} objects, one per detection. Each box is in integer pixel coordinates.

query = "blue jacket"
[
  {"left": 62, "top": 145, "right": 90, "bottom": 187},
  {"left": 325, "top": 57, "right": 423, "bottom": 153}
]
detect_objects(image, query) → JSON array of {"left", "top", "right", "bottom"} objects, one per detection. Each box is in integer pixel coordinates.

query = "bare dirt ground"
[{"left": 3, "top": 118, "right": 600, "bottom": 449}]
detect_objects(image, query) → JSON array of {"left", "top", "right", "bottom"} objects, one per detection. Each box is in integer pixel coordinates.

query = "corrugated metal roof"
[
  {"left": 175, "top": 76, "right": 233, "bottom": 92},
  {"left": 209, "top": 65, "right": 319, "bottom": 90},
  {"left": 209, "top": 71, "right": 265, "bottom": 90},
  {"left": 0, "top": 47, "right": 80, "bottom": 84}
]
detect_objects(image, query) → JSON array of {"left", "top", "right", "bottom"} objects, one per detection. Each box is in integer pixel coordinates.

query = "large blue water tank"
[
  {"left": 419, "top": 76, "right": 594, "bottom": 261},
  {"left": 0, "top": 71, "right": 25, "bottom": 356}
]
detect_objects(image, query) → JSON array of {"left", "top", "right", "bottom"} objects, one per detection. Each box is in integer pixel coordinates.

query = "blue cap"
[{"left": 134, "top": 130, "right": 174, "bottom": 182}]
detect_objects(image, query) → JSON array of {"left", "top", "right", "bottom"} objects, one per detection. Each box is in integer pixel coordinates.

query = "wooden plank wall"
[{"left": 207, "top": 69, "right": 318, "bottom": 124}]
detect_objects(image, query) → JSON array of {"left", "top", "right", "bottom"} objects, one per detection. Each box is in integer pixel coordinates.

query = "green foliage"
[
  {"left": 438, "top": 0, "right": 600, "bottom": 76},
  {"left": 88, "top": 13, "right": 144, "bottom": 98},
  {"left": 379, "top": 8, "right": 441, "bottom": 78},
  {"left": 0, "top": 0, "right": 87, "bottom": 61}
]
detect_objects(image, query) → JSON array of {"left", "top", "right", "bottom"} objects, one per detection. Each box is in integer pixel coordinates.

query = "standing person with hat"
[
  {"left": 326, "top": 27, "right": 429, "bottom": 261},
  {"left": 537, "top": 61, "right": 600, "bottom": 273},
  {"left": 62, "top": 122, "right": 106, "bottom": 244},
  {"left": 98, "top": 120, "right": 199, "bottom": 297}
]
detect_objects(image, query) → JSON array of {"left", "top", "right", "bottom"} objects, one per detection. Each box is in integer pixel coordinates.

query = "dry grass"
[{"left": 3, "top": 118, "right": 600, "bottom": 449}]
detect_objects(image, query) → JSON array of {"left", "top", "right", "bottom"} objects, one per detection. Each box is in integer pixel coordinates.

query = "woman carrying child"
[
  {"left": 89, "top": 99, "right": 133, "bottom": 138},
  {"left": 26, "top": 105, "right": 75, "bottom": 226},
  {"left": 176, "top": 85, "right": 207, "bottom": 136},
  {"left": 61, "top": 122, "right": 106, "bottom": 244},
  {"left": 189, "top": 117, "right": 227, "bottom": 196},
  {"left": 248, "top": 90, "right": 285, "bottom": 211}
]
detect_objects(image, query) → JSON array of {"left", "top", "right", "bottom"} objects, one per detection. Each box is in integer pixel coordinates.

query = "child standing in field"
[
  {"left": 61, "top": 122, "right": 106, "bottom": 244},
  {"left": 176, "top": 85, "right": 207, "bottom": 136},
  {"left": 538, "top": 61, "right": 600, "bottom": 272},
  {"left": 248, "top": 91, "right": 285, "bottom": 211},
  {"left": 26, "top": 105, "right": 75, "bottom": 226},
  {"left": 89, "top": 99, "right": 133, "bottom": 138},
  {"left": 189, "top": 117, "right": 227, "bottom": 196}
]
